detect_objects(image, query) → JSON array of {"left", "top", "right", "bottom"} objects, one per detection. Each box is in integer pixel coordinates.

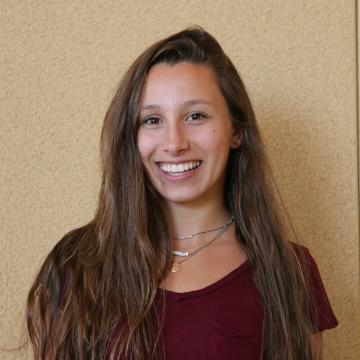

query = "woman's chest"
[{"left": 160, "top": 272, "right": 263, "bottom": 360}]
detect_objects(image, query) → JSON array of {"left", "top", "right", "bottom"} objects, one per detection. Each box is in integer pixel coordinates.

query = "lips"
[{"left": 157, "top": 161, "right": 202, "bottom": 176}]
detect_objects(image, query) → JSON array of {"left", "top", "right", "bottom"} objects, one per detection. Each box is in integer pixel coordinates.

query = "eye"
[
  {"left": 187, "top": 112, "right": 207, "bottom": 122},
  {"left": 142, "top": 116, "right": 160, "bottom": 126}
]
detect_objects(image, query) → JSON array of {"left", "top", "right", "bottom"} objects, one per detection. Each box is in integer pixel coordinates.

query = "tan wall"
[{"left": 1, "top": 1, "right": 359, "bottom": 359}]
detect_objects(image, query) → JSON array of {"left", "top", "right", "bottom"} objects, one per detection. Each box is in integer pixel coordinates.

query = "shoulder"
[
  {"left": 51, "top": 224, "right": 92, "bottom": 259},
  {"left": 31, "top": 223, "right": 94, "bottom": 303},
  {"left": 290, "top": 243, "right": 330, "bottom": 294},
  {"left": 290, "top": 242, "right": 328, "bottom": 300},
  {"left": 290, "top": 242, "right": 312, "bottom": 260},
  {"left": 291, "top": 242, "right": 339, "bottom": 332},
  {"left": 40, "top": 224, "right": 90, "bottom": 272},
  {"left": 27, "top": 223, "right": 97, "bottom": 357},
  {"left": 290, "top": 242, "right": 324, "bottom": 280}
]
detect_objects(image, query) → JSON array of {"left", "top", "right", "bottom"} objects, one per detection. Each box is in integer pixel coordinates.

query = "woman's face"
[{"left": 137, "top": 62, "right": 241, "bottom": 207}]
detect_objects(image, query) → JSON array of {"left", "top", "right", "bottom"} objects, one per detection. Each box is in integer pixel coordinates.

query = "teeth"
[{"left": 159, "top": 161, "right": 201, "bottom": 173}]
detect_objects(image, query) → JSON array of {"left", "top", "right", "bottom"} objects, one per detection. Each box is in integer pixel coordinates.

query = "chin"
[
  {"left": 161, "top": 194, "right": 199, "bottom": 205},
  {"left": 159, "top": 189, "right": 212, "bottom": 206}
]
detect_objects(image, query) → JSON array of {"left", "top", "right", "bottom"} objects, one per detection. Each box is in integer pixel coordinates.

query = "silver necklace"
[
  {"left": 170, "top": 217, "right": 234, "bottom": 273},
  {"left": 172, "top": 220, "right": 233, "bottom": 241}
]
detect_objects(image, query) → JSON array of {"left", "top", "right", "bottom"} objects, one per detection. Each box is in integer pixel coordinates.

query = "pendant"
[
  {"left": 172, "top": 250, "right": 189, "bottom": 257},
  {"left": 171, "top": 261, "right": 180, "bottom": 273}
]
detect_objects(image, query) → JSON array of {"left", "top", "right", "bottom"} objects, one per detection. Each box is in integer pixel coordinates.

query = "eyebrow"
[{"left": 140, "top": 99, "right": 213, "bottom": 111}]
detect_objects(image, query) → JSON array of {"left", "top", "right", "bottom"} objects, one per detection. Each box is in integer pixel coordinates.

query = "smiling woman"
[
  {"left": 26, "top": 26, "right": 338, "bottom": 359},
  {"left": 137, "top": 62, "right": 241, "bottom": 206}
]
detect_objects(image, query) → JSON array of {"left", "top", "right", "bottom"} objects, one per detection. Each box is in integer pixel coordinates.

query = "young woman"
[{"left": 27, "top": 27, "right": 338, "bottom": 359}]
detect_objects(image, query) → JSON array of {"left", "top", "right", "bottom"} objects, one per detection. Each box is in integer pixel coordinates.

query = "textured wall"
[{"left": 1, "top": 1, "right": 358, "bottom": 359}]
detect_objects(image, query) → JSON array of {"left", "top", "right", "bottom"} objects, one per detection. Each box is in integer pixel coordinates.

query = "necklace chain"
[
  {"left": 172, "top": 220, "right": 233, "bottom": 240},
  {"left": 170, "top": 217, "right": 234, "bottom": 272}
]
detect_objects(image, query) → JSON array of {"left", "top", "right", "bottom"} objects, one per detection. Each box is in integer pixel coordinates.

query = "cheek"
[
  {"left": 204, "top": 127, "right": 232, "bottom": 152},
  {"left": 136, "top": 132, "right": 153, "bottom": 162}
]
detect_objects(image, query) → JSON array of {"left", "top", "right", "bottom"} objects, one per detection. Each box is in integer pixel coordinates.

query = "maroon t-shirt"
[
  {"left": 155, "top": 246, "right": 338, "bottom": 360},
  {"left": 91, "top": 245, "right": 337, "bottom": 359}
]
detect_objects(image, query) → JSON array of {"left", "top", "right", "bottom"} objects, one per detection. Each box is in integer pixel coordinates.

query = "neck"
[{"left": 161, "top": 199, "right": 232, "bottom": 246}]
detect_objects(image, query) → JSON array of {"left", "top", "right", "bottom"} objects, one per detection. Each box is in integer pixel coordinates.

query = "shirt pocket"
[{"left": 210, "top": 318, "right": 262, "bottom": 360}]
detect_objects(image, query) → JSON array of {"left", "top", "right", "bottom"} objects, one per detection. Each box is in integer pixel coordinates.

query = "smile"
[{"left": 158, "top": 161, "right": 202, "bottom": 176}]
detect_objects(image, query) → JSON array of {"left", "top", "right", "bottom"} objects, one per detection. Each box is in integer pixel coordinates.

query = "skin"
[
  {"left": 137, "top": 62, "right": 241, "bottom": 208},
  {"left": 137, "top": 62, "right": 245, "bottom": 291},
  {"left": 314, "top": 332, "right": 323, "bottom": 359},
  {"left": 136, "top": 62, "right": 323, "bottom": 355}
]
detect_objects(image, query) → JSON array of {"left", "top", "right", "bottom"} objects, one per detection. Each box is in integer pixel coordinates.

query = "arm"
[
  {"left": 296, "top": 245, "right": 338, "bottom": 359},
  {"left": 313, "top": 332, "right": 323, "bottom": 360}
]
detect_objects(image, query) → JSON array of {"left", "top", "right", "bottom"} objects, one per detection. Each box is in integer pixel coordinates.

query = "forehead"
[{"left": 140, "top": 62, "right": 225, "bottom": 107}]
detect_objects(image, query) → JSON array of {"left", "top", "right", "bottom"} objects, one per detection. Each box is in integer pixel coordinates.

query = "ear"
[{"left": 230, "top": 128, "right": 242, "bottom": 149}]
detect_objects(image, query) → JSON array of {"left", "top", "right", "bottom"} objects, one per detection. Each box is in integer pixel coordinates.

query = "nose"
[{"left": 163, "top": 123, "right": 190, "bottom": 155}]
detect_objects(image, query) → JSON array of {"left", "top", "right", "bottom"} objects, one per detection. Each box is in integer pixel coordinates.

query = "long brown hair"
[{"left": 27, "top": 26, "right": 318, "bottom": 359}]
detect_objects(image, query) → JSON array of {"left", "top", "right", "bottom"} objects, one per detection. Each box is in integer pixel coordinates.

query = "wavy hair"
[{"left": 27, "top": 26, "right": 317, "bottom": 359}]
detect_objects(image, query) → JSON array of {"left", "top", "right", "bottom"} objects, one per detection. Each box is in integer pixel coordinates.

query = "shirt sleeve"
[{"left": 301, "top": 246, "right": 339, "bottom": 332}]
